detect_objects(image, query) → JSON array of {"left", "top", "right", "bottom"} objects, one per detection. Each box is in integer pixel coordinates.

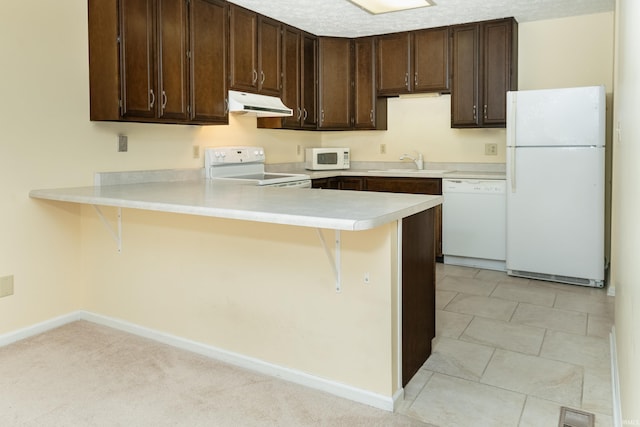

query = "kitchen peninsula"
[{"left": 30, "top": 178, "right": 442, "bottom": 411}]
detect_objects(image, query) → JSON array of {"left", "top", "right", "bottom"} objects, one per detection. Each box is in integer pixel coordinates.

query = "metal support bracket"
[
  {"left": 316, "top": 229, "right": 341, "bottom": 292},
  {"left": 93, "top": 205, "right": 122, "bottom": 253}
]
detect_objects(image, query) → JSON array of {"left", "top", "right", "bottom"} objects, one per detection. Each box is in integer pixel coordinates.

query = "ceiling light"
[{"left": 348, "top": 0, "right": 435, "bottom": 15}]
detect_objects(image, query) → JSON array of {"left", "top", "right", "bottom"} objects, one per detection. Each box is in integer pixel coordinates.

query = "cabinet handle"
[
  {"left": 260, "top": 71, "right": 265, "bottom": 85},
  {"left": 224, "top": 98, "right": 229, "bottom": 114},
  {"left": 484, "top": 104, "right": 488, "bottom": 120},
  {"left": 149, "top": 89, "right": 155, "bottom": 108},
  {"left": 370, "top": 109, "right": 374, "bottom": 124},
  {"left": 303, "top": 108, "right": 308, "bottom": 121},
  {"left": 414, "top": 71, "right": 418, "bottom": 87},
  {"left": 161, "top": 91, "right": 167, "bottom": 111},
  {"left": 473, "top": 105, "right": 477, "bottom": 121},
  {"left": 321, "top": 110, "right": 325, "bottom": 123},
  {"left": 404, "top": 73, "right": 409, "bottom": 88},
  {"left": 296, "top": 108, "right": 302, "bottom": 120},
  {"left": 252, "top": 69, "right": 258, "bottom": 84}
]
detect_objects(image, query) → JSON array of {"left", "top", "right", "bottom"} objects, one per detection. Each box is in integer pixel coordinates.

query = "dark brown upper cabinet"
[
  {"left": 229, "top": 4, "right": 281, "bottom": 96},
  {"left": 376, "top": 32, "right": 411, "bottom": 95},
  {"left": 88, "top": 0, "right": 227, "bottom": 125},
  {"left": 377, "top": 27, "right": 450, "bottom": 96},
  {"left": 413, "top": 28, "right": 450, "bottom": 93},
  {"left": 259, "top": 26, "right": 317, "bottom": 130},
  {"left": 354, "top": 37, "right": 387, "bottom": 130},
  {"left": 117, "top": 0, "right": 189, "bottom": 121},
  {"left": 318, "top": 37, "right": 353, "bottom": 129},
  {"left": 301, "top": 33, "right": 319, "bottom": 128},
  {"left": 189, "top": 0, "right": 228, "bottom": 123},
  {"left": 451, "top": 18, "right": 518, "bottom": 128}
]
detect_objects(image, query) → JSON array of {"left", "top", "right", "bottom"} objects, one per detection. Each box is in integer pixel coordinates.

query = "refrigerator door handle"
[
  {"left": 510, "top": 147, "right": 516, "bottom": 192},
  {"left": 508, "top": 94, "right": 517, "bottom": 192}
]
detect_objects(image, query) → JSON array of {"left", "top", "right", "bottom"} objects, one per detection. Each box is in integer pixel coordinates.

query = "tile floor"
[{"left": 397, "top": 263, "right": 615, "bottom": 427}]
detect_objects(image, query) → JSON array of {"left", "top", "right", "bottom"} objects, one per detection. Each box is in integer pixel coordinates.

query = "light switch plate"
[{"left": 118, "top": 135, "right": 128, "bottom": 152}]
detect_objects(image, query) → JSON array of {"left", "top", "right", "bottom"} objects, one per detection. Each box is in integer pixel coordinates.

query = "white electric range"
[{"left": 204, "top": 146, "right": 311, "bottom": 188}]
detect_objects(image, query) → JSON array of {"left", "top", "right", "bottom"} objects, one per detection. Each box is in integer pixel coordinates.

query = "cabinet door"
[
  {"left": 257, "top": 17, "right": 281, "bottom": 96},
  {"left": 413, "top": 27, "right": 450, "bottom": 93},
  {"left": 340, "top": 177, "right": 365, "bottom": 191},
  {"left": 281, "top": 27, "right": 302, "bottom": 128},
  {"left": 229, "top": 5, "right": 258, "bottom": 92},
  {"left": 190, "top": 0, "right": 228, "bottom": 123},
  {"left": 119, "top": 0, "right": 156, "bottom": 119},
  {"left": 89, "top": 0, "right": 120, "bottom": 121},
  {"left": 482, "top": 19, "right": 515, "bottom": 126},
  {"left": 301, "top": 34, "right": 318, "bottom": 129},
  {"left": 353, "top": 37, "right": 376, "bottom": 129},
  {"left": 451, "top": 24, "right": 480, "bottom": 127},
  {"left": 157, "top": 0, "right": 189, "bottom": 121},
  {"left": 311, "top": 178, "right": 341, "bottom": 189},
  {"left": 376, "top": 32, "right": 411, "bottom": 95},
  {"left": 318, "top": 37, "right": 352, "bottom": 129}
]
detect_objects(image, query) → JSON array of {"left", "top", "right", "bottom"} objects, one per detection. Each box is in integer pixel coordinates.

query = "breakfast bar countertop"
[{"left": 29, "top": 180, "right": 442, "bottom": 231}]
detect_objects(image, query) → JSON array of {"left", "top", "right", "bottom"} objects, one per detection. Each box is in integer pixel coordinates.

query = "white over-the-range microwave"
[{"left": 305, "top": 148, "right": 350, "bottom": 170}]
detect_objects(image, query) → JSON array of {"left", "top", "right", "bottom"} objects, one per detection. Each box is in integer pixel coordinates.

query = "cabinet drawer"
[{"left": 365, "top": 177, "right": 441, "bottom": 195}]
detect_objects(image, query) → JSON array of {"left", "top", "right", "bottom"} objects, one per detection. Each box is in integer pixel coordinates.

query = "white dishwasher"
[{"left": 442, "top": 179, "right": 506, "bottom": 271}]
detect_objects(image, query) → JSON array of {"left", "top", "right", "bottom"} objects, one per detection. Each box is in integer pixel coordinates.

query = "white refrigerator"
[{"left": 506, "top": 86, "right": 605, "bottom": 287}]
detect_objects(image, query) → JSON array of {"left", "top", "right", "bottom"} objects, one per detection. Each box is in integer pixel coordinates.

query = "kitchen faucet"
[{"left": 400, "top": 151, "right": 424, "bottom": 170}]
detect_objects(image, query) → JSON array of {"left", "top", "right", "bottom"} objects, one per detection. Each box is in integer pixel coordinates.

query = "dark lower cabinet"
[{"left": 401, "top": 209, "right": 436, "bottom": 386}]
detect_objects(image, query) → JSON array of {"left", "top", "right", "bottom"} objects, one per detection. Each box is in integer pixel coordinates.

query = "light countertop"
[
  {"left": 30, "top": 180, "right": 442, "bottom": 231},
  {"left": 267, "top": 162, "right": 506, "bottom": 181}
]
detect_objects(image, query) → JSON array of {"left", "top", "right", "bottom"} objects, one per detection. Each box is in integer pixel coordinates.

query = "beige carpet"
[{"left": 0, "top": 321, "right": 432, "bottom": 426}]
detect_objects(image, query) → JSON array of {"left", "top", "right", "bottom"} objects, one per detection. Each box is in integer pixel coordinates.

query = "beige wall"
[
  {"left": 612, "top": 0, "right": 640, "bottom": 422},
  {"left": 79, "top": 207, "right": 400, "bottom": 395}
]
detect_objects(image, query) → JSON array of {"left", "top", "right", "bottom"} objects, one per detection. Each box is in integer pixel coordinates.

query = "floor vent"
[{"left": 558, "top": 407, "right": 595, "bottom": 427}]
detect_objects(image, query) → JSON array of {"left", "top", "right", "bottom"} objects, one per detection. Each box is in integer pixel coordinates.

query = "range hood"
[{"left": 228, "top": 90, "right": 293, "bottom": 117}]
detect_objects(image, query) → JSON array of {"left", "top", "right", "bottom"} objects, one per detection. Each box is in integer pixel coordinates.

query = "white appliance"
[
  {"left": 305, "top": 148, "right": 350, "bottom": 170},
  {"left": 227, "top": 90, "right": 293, "bottom": 117},
  {"left": 506, "top": 86, "right": 605, "bottom": 287},
  {"left": 443, "top": 179, "right": 506, "bottom": 271},
  {"left": 205, "top": 146, "right": 311, "bottom": 188}
]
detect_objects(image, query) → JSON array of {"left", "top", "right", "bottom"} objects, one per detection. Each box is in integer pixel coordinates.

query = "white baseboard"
[
  {"left": 610, "top": 326, "right": 622, "bottom": 427},
  {"left": 1, "top": 311, "right": 398, "bottom": 412},
  {"left": 0, "top": 311, "right": 82, "bottom": 347}
]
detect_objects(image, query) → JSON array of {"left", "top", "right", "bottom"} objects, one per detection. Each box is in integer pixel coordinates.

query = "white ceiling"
[{"left": 227, "top": 0, "right": 614, "bottom": 37}]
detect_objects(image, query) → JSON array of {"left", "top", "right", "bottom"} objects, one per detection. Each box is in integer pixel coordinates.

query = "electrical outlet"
[
  {"left": 118, "top": 135, "right": 128, "bottom": 152},
  {"left": 0, "top": 275, "right": 14, "bottom": 298},
  {"left": 380, "top": 144, "right": 386, "bottom": 154},
  {"left": 193, "top": 145, "right": 200, "bottom": 159},
  {"left": 485, "top": 143, "right": 498, "bottom": 156}
]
